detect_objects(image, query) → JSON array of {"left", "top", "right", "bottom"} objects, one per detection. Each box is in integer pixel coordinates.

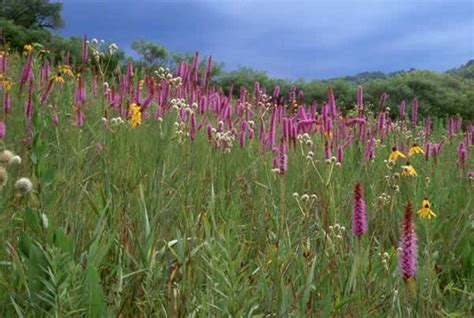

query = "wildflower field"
[{"left": 0, "top": 42, "right": 472, "bottom": 317}]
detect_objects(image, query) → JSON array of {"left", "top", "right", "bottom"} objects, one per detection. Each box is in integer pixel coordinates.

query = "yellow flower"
[
  {"left": 129, "top": 103, "right": 142, "bottom": 128},
  {"left": 401, "top": 162, "right": 417, "bottom": 177},
  {"left": 2, "top": 79, "right": 13, "bottom": 92},
  {"left": 417, "top": 198, "right": 436, "bottom": 219},
  {"left": 59, "top": 65, "right": 74, "bottom": 77},
  {"left": 23, "top": 44, "right": 33, "bottom": 53},
  {"left": 53, "top": 74, "right": 64, "bottom": 84},
  {"left": 389, "top": 147, "right": 406, "bottom": 162},
  {"left": 408, "top": 144, "right": 425, "bottom": 157}
]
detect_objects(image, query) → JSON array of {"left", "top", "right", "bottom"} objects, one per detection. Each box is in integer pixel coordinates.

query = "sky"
[{"left": 57, "top": 0, "right": 474, "bottom": 80}]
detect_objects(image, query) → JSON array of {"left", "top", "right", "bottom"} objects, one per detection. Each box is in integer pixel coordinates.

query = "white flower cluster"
[
  {"left": 170, "top": 98, "right": 189, "bottom": 111},
  {"left": 377, "top": 192, "right": 392, "bottom": 206},
  {"left": 103, "top": 82, "right": 111, "bottom": 95},
  {"left": 110, "top": 117, "right": 126, "bottom": 126},
  {"left": 378, "top": 251, "right": 391, "bottom": 270},
  {"left": 297, "top": 133, "right": 313, "bottom": 147},
  {"left": 155, "top": 67, "right": 182, "bottom": 87},
  {"left": 214, "top": 130, "right": 235, "bottom": 154},
  {"left": 89, "top": 39, "right": 119, "bottom": 62},
  {"left": 327, "top": 223, "right": 346, "bottom": 240}
]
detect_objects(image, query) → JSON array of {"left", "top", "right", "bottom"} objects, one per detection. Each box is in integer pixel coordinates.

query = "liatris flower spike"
[
  {"left": 417, "top": 197, "right": 436, "bottom": 219},
  {"left": 352, "top": 181, "right": 367, "bottom": 237},
  {"left": 400, "top": 201, "right": 417, "bottom": 281}
]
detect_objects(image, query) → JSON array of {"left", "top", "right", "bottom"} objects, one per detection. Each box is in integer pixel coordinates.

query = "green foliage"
[
  {"left": 131, "top": 39, "right": 168, "bottom": 68},
  {"left": 0, "top": 0, "right": 64, "bottom": 29},
  {"left": 0, "top": 17, "right": 51, "bottom": 50},
  {"left": 216, "top": 65, "right": 474, "bottom": 119},
  {"left": 0, "top": 54, "right": 471, "bottom": 316}
]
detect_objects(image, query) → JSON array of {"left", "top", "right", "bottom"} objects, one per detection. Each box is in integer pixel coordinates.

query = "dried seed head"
[
  {"left": 10, "top": 155, "right": 21, "bottom": 165},
  {"left": 0, "top": 150, "right": 14, "bottom": 165},
  {"left": 15, "top": 177, "right": 33, "bottom": 194}
]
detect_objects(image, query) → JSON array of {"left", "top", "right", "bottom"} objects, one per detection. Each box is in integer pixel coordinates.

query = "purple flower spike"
[
  {"left": 352, "top": 181, "right": 367, "bottom": 237},
  {"left": 0, "top": 121, "right": 5, "bottom": 139},
  {"left": 399, "top": 201, "right": 417, "bottom": 280},
  {"left": 337, "top": 144, "right": 344, "bottom": 163}
]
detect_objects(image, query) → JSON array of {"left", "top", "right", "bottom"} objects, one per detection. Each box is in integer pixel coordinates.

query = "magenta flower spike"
[
  {"left": 3, "top": 91, "right": 11, "bottom": 114},
  {"left": 0, "top": 53, "right": 7, "bottom": 73},
  {"left": 337, "top": 144, "right": 344, "bottom": 163},
  {"left": 425, "top": 142, "right": 431, "bottom": 161},
  {"left": 0, "top": 121, "right": 5, "bottom": 139},
  {"left": 324, "top": 141, "right": 331, "bottom": 160},
  {"left": 457, "top": 142, "right": 467, "bottom": 167},
  {"left": 399, "top": 100, "right": 406, "bottom": 119},
  {"left": 399, "top": 201, "right": 417, "bottom": 281},
  {"left": 20, "top": 52, "right": 34, "bottom": 92},
  {"left": 25, "top": 92, "right": 33, "bottom": 121},
  {"left": 352, "top": 181, "right": 367, "bottom": 237},
  {"left": 272, "top": 85, "right": 280, "bottom": 99},
  {"left": 75, "top": 107, "right": 84, "bottom": 127},
  {"left": 364, "top": 136, "right": 375, "bottom": 162},
  {"left": 52, "top": 112, "right": 59, "bottom": 126},
  {"left": 190, "top": 112, "right": 197, "bottom": 140},
  {"left": 40, "top": 79, "right": 54, "bottom": 105}
]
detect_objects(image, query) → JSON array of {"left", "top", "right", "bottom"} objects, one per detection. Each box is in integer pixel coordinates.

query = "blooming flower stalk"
[
  {"left": 399, "top": 201, "right": 417, "bottom": 280},
  {"left": 352, "top": 181, "right": 367, "bottom": 237}
]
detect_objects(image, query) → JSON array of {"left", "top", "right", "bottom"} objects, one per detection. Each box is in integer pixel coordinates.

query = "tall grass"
[{"left": 0, "top": 46, "right": 472, "bottom": 316}]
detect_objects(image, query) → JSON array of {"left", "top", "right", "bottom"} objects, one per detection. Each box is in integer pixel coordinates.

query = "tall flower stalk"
[
  {"left": 399, "top": 201, "right": 417, "bottom": 281},
  {"left": 352, "top": 181, "right": 367, "bottom": 237}
]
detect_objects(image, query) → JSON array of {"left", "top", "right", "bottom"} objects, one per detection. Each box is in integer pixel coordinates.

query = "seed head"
[
  {"left": 0, "top": 150, "right": 14, "bottom": 165},
  {"left": 15, "top": 177, "right": 33, "bottom": 194}
]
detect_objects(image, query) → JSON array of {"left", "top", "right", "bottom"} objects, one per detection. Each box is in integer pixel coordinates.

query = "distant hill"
[
  {"left": 446, "top": 59, "right": 474, "bottom": 80},
  {"left": 331, "top": 60, "right": 474, "bottom": 84}
]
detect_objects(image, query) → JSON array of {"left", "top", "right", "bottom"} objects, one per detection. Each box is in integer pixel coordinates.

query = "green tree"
[
  {"left": 0, "top": 0, "right": 64, "bottom": 29},
  {"left": 131, "top": 39, "right": 168, "bottom": 67}
]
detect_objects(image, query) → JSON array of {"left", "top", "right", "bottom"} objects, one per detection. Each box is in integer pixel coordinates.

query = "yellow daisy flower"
[
  {"left": 401, "top": 162, "right": 417, "bottom": 177},
  {"left": 408, "top": 144, "right": 425, "bottom": 157},
  {"left": 53, "top": 73, "right": 64, "bottom": 84},
  {"left": 59, "top": 65, "right": 74, "bottom": 77},
  {"left": 129, "top": 103, "right": 142, "bottom": 128},
  {"left": 23, "top": 44, "right": 33, "bottom": 53},
  {"left": 2, "top": 79, "right": 13, "bottom": 92},
  {"left": 389, "top": 147, "right": 406, "bottom": 162},
  {"left": 417, "top": 198, "right": 436, "bottom": 219}
]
